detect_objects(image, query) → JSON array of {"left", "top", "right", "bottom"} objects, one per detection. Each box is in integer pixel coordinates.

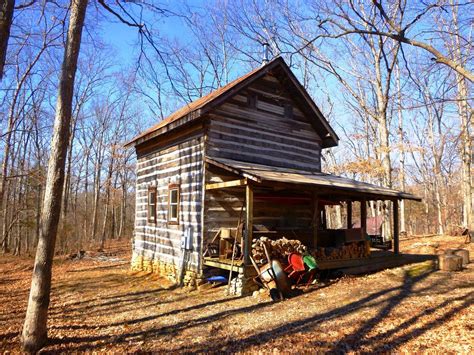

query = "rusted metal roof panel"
[{"left": 206, "top": 157, "right": 421, "bottom": 201}]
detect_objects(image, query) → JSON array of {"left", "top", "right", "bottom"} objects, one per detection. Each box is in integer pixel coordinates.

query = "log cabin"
[{"left": 125, "top": 57, "right": 420, "bottom": 293}]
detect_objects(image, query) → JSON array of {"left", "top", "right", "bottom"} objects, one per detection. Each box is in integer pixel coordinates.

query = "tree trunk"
[
  {"left": 84, "top": 146, "right": 90, "bottom": 243},
  {"left": 118, "top": 178, "right": 126, "bottom": 238},
  {"left": 34, "top": 183, "right": 41, "bottom": 247},
  {"left": 457, "top": 77, "right": 472, "bottom": 228},
  {"left": 396, "top": 65, "right": 406, "bottom": 233},
  {"left": 0, "top": 0, "right": 14, "bottom": 81},
  {"left": 91, "top": 159, "right": 101, "bottom": 241},
  {"left": 21, "top": 0, "right": 88, "bottom": 352},
  {"left": 100, "top": 148, "right": 116, "bottom": 250}
]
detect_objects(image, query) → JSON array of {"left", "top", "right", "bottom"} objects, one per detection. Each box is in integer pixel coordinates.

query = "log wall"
[
  {"left": 204, "top": 168, "right": 313, "bottom": 245},
  {"left": 207, "top": 73, "right": 323, "bottom": 171},
  {"left": 132, "top": 134, "right": 205, "bottom": 274},
  {"left": 253, "top": 198, "right": 312, "bottom": 230},
  {"left": 204, "top": 169, "right": 245, "bottom": 245}
]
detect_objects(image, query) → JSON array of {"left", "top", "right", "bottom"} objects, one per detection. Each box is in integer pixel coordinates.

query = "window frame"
[
  {"left": 167, "top": 183, "right": 180, "bottom": 225},
  {"left": 147, "top": 186, "right": 157, "bottom": 224}
]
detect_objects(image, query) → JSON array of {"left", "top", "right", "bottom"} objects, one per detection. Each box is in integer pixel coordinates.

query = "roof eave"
[{"left": 124, "top": 109, "right": 204, "bottom": 148}]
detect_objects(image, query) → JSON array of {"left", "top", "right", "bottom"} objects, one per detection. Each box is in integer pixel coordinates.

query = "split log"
[
  {"left": 311, "top": 242, "right": 367, "bottom": 261},
  {"left": 438, "top": 254, "right": 463, "bottom": 271},
  {"left": 453, "top": 249, "right": 470, "bottom": 266},
  {"left": 251, "top": 236, "right": 307, "bottom": 265}
]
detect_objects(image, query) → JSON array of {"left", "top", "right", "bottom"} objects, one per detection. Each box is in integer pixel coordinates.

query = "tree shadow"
[
  {"left": 65, "top": 262, "right": 130, "bottom": 273},
  {"left": 52, "top": 294, "right": 245, "bottom": 331},
  {"left": 48, "top": 286, "right": 178, "bottom": 318},
  {"left": 368, "top": 291, "right": 473, "bottom": 352},
  {"left": 28, "top": 261, "right": 473, "bottom": 353},
  {"left": 168, "top": 267, "right": 472, "bottom": 353},
  {"left": 47, "top": 279, "right": 410, "bottom": 352},
  {"left": 47, "top": 296, "right": 275, "bottom": 351}
]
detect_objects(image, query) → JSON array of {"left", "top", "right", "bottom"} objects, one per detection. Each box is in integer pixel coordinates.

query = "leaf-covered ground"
[{"left": 1, "top": 236, "right": 473, "bottom": 353}]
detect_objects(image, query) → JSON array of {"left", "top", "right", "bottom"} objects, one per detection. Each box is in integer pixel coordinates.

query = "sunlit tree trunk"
[
  {"left": 21, "top": 0, "right": 88, "bottom": 351},
  {"left": 396, "top": 65, "right": 406, "bottom": 233}
]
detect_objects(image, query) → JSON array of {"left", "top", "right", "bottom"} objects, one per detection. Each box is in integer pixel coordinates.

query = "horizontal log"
[
  {"left": 137, "top": 149, "right": 203, "bottom": 175},
  {"left": 136, "top": 162, "right": 203, "bottom": 184},
  {"left": 207, "top": 140, "right": 320, "bottom": 167},
  {"left": 136, "top": 181, "right": 203, "bottom": 196},
  {"left": 207, "top": 125, "right": 319, "bottom": 154},
  {"left": 208, "top": 114, "right": 322, "bottom": 148},
  {"left": 137, "top": 139, "right": 203, "bottom": 168},
  {"left": 207, "top": 147, "right": 320, "bottom": 171},
  {"left": 205, "top": 179, "right": 247, "bottom": 190},
  {"left": 217, "top": 103, "right": 317, "bottom": 138}
]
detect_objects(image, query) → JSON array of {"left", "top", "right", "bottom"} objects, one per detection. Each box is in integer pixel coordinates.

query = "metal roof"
[{"left": 206, "top": 157, "right": 421, "bottom": 201}]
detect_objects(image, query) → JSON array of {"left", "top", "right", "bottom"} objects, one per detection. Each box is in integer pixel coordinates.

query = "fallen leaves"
[{"left": 0, "top": 237, "right": 473, "bottom": 353}]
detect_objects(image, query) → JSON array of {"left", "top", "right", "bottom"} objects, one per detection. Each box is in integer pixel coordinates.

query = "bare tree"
[
  {"left": 0, "top": 0, "right": 14, "bottom": 80},
  {"left": 21, "top": 0, "right": 88, "bottom": 351},
  {"left": 295, "top": 0, "right": 474, "bottom": 82}
]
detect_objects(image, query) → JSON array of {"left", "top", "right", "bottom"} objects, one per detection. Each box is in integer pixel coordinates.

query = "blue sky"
[
  {"left": 99, "top": 1, "right": 204, "bottom": 68},
  {"left": 92, "top": 0, "right": 464, "bottom": 187}
]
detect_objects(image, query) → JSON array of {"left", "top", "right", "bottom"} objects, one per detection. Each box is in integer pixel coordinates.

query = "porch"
[
  {"left": 203, "top": 250, "right": 435, "bottom": 275},
  {"left": 203, "top": 157, "right": 421, "bottom": 276}
]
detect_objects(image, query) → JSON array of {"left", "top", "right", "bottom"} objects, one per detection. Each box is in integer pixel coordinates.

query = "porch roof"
[{"left": 206, "top": 157, "right": 421, "bottom": 201}]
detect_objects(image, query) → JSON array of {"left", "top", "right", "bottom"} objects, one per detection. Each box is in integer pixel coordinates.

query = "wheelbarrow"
[{"left": 249, "top": 243, "right": 290, "bottom": 300}]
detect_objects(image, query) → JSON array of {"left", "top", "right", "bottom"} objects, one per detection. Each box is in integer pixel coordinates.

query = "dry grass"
[{"left": 1, "top": 236, "right": 473, "bottom": 353}]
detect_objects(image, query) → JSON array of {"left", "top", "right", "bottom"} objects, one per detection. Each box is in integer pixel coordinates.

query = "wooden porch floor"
[{"left": 203, "top": 251, "right": 436, "bottom": 275}]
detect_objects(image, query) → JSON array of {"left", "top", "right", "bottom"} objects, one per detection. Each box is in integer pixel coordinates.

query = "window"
[
  {"left": 168, "top": 184, "right": 180, "bottom": 224},
  {"left": 147, "top": 187, "right": 157, "bottom": 223}
]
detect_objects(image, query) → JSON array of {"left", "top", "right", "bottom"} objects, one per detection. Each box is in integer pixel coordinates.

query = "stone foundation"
[
  {"left": 226, "top": 269, "right": 259, "bottom": 296},
  {"left": 131, "top": 252, "right": 202, "bottom": 288}
]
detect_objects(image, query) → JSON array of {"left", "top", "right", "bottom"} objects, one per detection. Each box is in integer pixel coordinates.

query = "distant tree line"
[{"left": 0, "top": 0, "right": 472, "bottom": 258}]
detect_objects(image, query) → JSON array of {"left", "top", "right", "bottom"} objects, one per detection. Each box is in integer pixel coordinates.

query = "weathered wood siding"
[
  {"left": 204, "top": 168, "right": 313, "bottom": 245},
  {"left": 206, "top": 73, "right": 323, "bottom": 172},
  {"left": 134, "top": 135, "right": 204, "bottom": 272},
  {"left": 253, "top": 197, "right": 312, "bottom": 230},
  {"left": 204, "top": 169, "right": 245, "bottom": 244}
]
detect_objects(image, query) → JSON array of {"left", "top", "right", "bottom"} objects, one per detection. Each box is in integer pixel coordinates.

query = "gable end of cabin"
[{"left": 205, "top": 71, "right": 324, "bottom": 172}]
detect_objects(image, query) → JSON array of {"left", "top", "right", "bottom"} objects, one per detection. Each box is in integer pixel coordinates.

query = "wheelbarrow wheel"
[{"left": 269, "top": 288, "right": 283, "bottom": 301}]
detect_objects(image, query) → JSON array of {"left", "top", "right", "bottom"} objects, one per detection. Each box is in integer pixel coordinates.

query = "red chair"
[{"left": 284, "top": 253, "right": 306, "bottom": 285}]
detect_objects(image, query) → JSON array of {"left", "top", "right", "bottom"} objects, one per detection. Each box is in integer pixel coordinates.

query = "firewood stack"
[
  {"left": 312, "top": 242, "right": 368, "bottom": 261},
  {"left": 251, "top": 237, "right": 307, "bottom": 265}
]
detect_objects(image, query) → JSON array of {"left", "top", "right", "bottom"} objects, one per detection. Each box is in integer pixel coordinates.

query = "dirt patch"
[{"left": 1, "top": 237, "right": 473, "bottom": 353}]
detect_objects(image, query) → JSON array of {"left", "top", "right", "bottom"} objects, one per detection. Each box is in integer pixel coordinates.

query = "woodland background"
[{"left": 0, "top": 0, "right": 472, "bottom": 256}]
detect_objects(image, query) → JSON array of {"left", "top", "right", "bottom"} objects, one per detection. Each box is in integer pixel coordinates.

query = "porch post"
[
  {"left": 312, "top": 192, "right": 319, "bottom": 248},
  {"left": 347, "top": 201, "right": 353, "bottom": 228},
  {"left": 244, "top": 184, "right": 253, "bottom": 265},
  {"left": 393, "top": 199, "right": 399, "bottom": 254},
  {"left": 361, "top": 198, "right": 367, "bottom": 237}
]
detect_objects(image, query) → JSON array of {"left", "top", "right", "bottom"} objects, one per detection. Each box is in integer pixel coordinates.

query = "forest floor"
[{"left": 1, "top": 235, "right": 473, "bottom": 353}]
